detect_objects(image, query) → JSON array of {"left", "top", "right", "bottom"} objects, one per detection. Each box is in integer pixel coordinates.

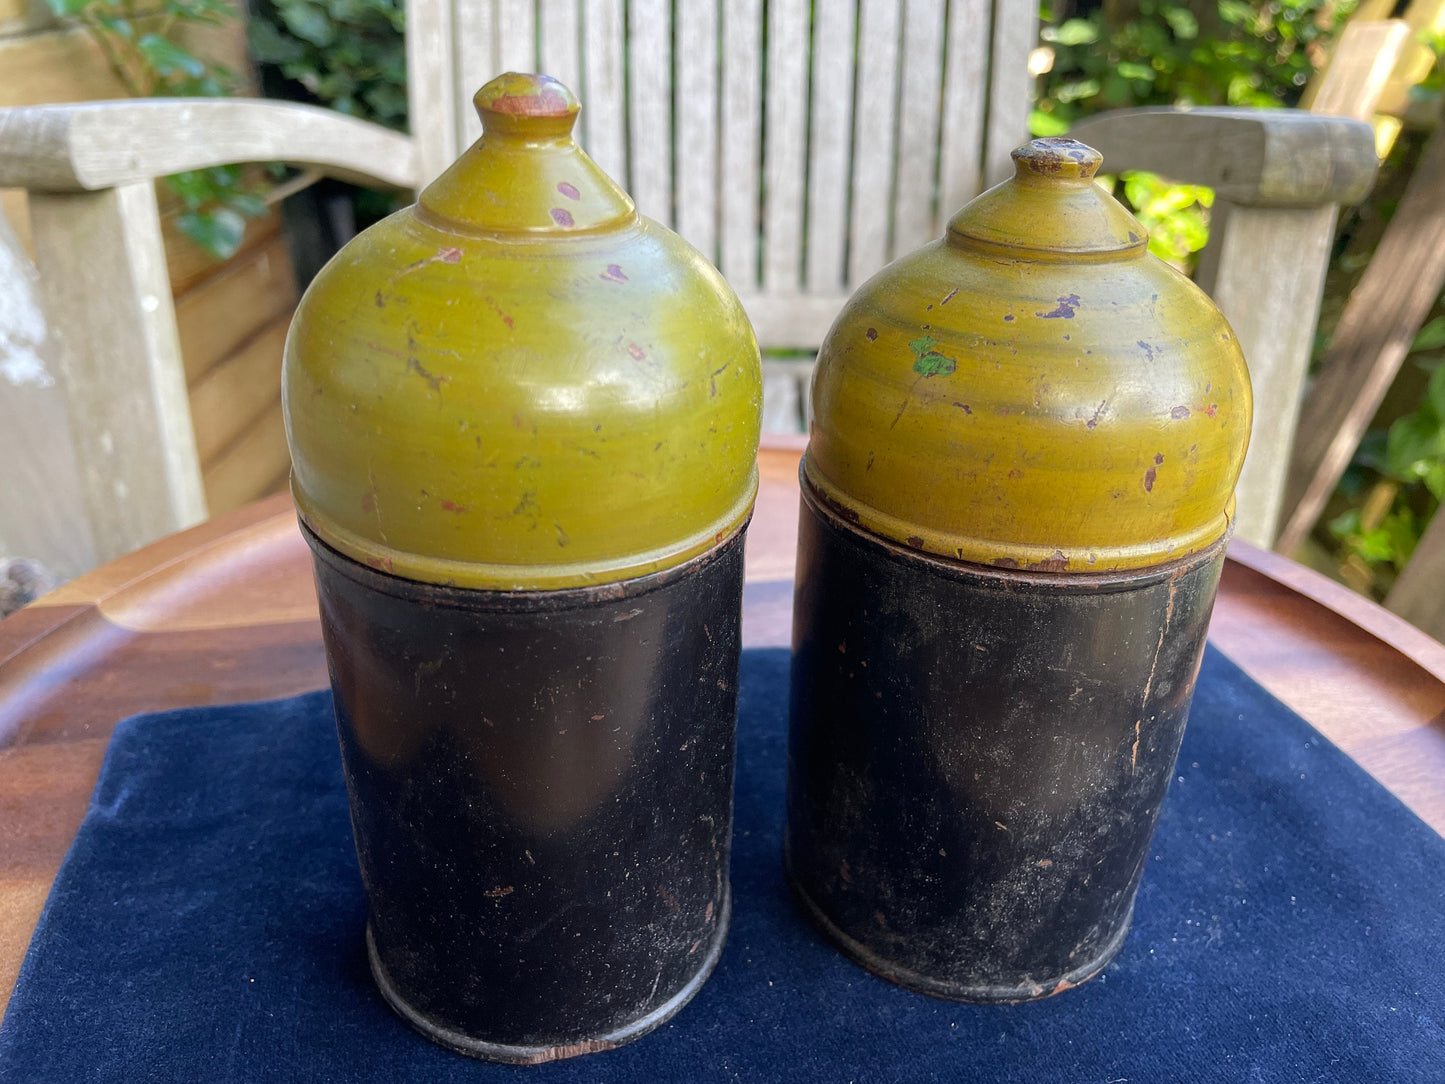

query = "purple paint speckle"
[
  {"left": 550, "top": 207, "right": 575, "bottom": 227},
  {"left": 557, "top": 181, "right": 580, "bottom": 200},
  {"left": 1036, "top": 294, "right": 1081, "bottom": 319}
]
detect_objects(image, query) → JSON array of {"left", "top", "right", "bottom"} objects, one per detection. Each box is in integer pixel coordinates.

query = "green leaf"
[
  {"left": 1352, "top": 525, "right": 1396, "bottom": 565},
  {"left": 45, "top": 0, "right": 94, "bottom": 18},
  {"left": 280, "top": 0, "right": 337, "bottom": 46},
  {"left": 248, "top": 18, "right": 307, "bottom": 63},
  {"left": 1053, "top": 78, "right": 1100, "bottom": 104},
  {"left": 361, "top": 81, "right": 407, "bottom": 121},
  {"left": 1428, "top": 364, "right": 1445, "bottom": 421},
  {"left": 163, "top": 170, "right": 213, "bottom": 210},
  {"left": 1412, "top": 317, "right": 1445, "bottom": 354},
  {"left": 1384, "top": 410, "right": 1445, "bottom": 483},
  {"left": 137, "top": 33, "right": 205, "bottom": 78},
  {"left": 224, "top": 192, "right": 269, "bottom": 218},
  {"left": 1163, "top": 6, "right": 1199, "bottom": 40},
  {"left": 1327, "top": 508, "right": 1362, "bottom": 541},
  {"left": 1423, "top": 462, "right": 1445, "bottom": 502},
  {"left": 206, "top": 164, "right": 241, "bottom": 186},
  {"left": 95, "top": 14, "right": 134, "bottom": 38},
  {"left": 1045, "top": 18, "right": 1099, "bottom": 47},
  {"left": 1218, "top": 1, "right": 1255, "bottom": 27},
  {"left": 176, "top": 208, "right": 246, "bottom": 261},
  {"left": 165, "top": 0, "right": 236, "bottom": 20},
  {"left": 1385, "top": 508, "right": 1420, "bottom": 569},
  {"left": 1028, "top": 109, "right": 1070, "bottom": 137},
  {"left": 1117, "top": 61, "right": 1155, "bottom": 82}
]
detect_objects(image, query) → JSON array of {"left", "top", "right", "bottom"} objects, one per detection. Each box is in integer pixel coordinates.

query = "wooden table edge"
[{"left": 1224, "top": 537, "right": 1445, "bottom": 686}]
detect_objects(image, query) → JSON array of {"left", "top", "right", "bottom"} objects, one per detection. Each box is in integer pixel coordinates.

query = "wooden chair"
[
  {"left": 1072, "top": 19, "right": 1395, "bottom": 548},
  {"left": 0, "top": 0, "right": 1374, "bottom": 568},
  {"left": 0, "top": 0, "right": 1037, "bottom": 567},
  {"left": 1079, "top": 15, "right": 1445, "bottom": 642}
]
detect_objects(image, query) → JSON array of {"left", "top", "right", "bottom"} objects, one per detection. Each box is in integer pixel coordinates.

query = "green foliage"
[
  {"left": 1383, "top": 366, "right": 1445, "bottom": 496},
  {"left": 1321, "top": 39, "right": 1445, "bottom": 596},
  {"left": 43, "top": 0, "right": 265, "bottom": 260},
  {"left": 1328, "top": 501, "right": 1419, "bottom": 572},
  {"left": 1106, "top": 169, "right": 1214, "bottom": 266},
  {"left": 1412, "top": 28, "right": 1445, "bottom": 107},
  {"left": 1325, "top": 362, "right": 1445, "bottom": 588},
  {"left": 247, "top": 0, "right": 407, "bottom": 130},
  {"left": 1032, "top": 3, "right": 1445, "bottom": 601},
  {"left": 1036, "top": 0, "right": 1354, "bottom": 130},
  {"left": 1034, "top": 1, "right": 1355, "bottom": 268}
]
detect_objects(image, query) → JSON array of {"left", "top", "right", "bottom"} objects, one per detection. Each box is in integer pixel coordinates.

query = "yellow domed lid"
[
  {"left": 283, "top": 73, "right": 762, "bottom": 590},
  {"left": 805, "top": 137, "right": 1251, "bottom": 573}
]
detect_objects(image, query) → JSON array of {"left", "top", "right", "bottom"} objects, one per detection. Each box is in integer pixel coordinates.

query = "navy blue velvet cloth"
[{"left": 2, "top": 646, "right": 1443, "bottom": 1082}]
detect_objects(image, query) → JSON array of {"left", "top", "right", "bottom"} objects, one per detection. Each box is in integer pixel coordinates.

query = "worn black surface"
[
  {"left": 9, "top": 639, "right": 1445, "bottom": 1082},
  {"left": 307, "top": 527, "right": 745, "bottom": 1059},
  {"left": 786, "top": 483, "right": 1225, "bottom": 1001}
]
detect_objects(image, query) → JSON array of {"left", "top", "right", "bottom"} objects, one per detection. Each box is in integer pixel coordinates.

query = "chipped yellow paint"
[
  {"left": 284, "top": 74, "right": 762, "bottom": 590},
  {"left": 805, "top": 137, "right": 1251, "bottom": 573}
]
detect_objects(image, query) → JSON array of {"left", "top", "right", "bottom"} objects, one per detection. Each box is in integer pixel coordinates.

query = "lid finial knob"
[
  {"left": 1011, "top": 137, "right": 1104, "bottom": 183},
  {"left": 474, "top": 72, "right": 580, "bottom": 139}
]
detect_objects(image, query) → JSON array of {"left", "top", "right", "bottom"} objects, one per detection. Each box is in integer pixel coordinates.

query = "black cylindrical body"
[
  {"left": 785, "top": 482, "right": 1224, "bottom": 1001},
  {"left": 306, "top": 525, "right": 744, "bottom": 1062}
]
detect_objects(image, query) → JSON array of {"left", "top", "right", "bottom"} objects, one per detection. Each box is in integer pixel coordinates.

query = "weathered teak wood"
[
  {"left": 1192, "top": 199, "right": 1341, "bottom": 544},
  {"left": 27, "top": 183, "right": 206, "bottom": 564},
  {"left": 579, "top": 0, "right": 626, "bottom": 185},
  {"left": 200, "top": 398, "right": 289, "bottom": 513},
  {"left": 718, "top": 0, "right": 762, "bottom": 294},
  {"left": 1387, "top": 504, "right": 1445, "bottom": 642},
  {"left": 1070, "top": 107, "right": 1379, "bottom": 548},
  {"left": 763, "top": 0, "right": 808, "bottom": 295},
  {"left": 675, "top": 0, "right": 718, "bottom": 262},
  {"left": 805, "top": 1, "right": 856, "bottom": 299},
  {"left": 940, "top": 0, "right": 991, "bottom": 216},
  {"left": 432, "top": 0, "right": 1040, "bottom": 350},
  {"left": 984, "top": 0, "right": 1036, "bottom": 189},
  {"left": 0, "top": 99, "right": 417, "bottom": 565},
  {"left": 174, "top": 236, "right": 296, "bottom": 384},
  {"left": 1277, "top": 122, "right": 1445, "bottom": 556},
  {"left": 1069, "top": 108, "right": 1379, "bottom": 207},
  {"left": 1307, "top": 19, "right": 1416, "bottom": 123},
  {"left": 188, "top": 314, "right": 289, "bottom": 465},
  {"left": 0, "top": 99, "right": 416, "bottom": 192},
  {"left": 1, "top": 2, "right": 1039, "bottom": 568},
  {"left": 1070, "top": 19, "right": 1406, "bottom": 548},
  {"left": 403, "top": 0, "right": 459, "bottom": 180},
  {"left": 0, "top": 213, "right": 96, "bottom": 581},
  {"left": 626, "top": 0, "right": 672, "bottom": 223}
]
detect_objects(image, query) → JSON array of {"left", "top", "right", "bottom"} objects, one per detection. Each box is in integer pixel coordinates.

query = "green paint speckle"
[{"left": 909, "top": 336, "right": 956, "bottom": 377}]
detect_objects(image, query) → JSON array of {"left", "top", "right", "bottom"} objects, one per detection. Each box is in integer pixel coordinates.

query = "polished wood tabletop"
[{"left": 2, "top": 440, "right": 1444, "bottom": 1018}]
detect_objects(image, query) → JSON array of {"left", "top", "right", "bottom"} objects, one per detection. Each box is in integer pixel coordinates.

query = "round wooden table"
[{"left": 3, "top": 440, "right": 1444, "bottom": 1017}]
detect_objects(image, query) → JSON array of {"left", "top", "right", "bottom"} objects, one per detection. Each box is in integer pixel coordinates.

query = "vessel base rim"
[
  {"left": 365, "top": 888, "right": 731, "bottom": 1063},
  {"left": 785, "top": 863, "right": 1130, "bottom": 1003}
]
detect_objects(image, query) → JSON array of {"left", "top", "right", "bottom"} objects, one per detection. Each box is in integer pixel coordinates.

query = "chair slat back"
[{"left": 409, "top": 0, "right": 1037, "bottom": 349}]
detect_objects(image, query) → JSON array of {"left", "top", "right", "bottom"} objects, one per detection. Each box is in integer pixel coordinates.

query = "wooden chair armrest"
[
  {"left": 1070, "top": 107, "right": 1377, "bottom": 208},
  {"left": 0, "top": 98, "right": 419, "bottom": 193},
  {"left": 1072, "top": 108, "right": 1378, "bottom": 549}
]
